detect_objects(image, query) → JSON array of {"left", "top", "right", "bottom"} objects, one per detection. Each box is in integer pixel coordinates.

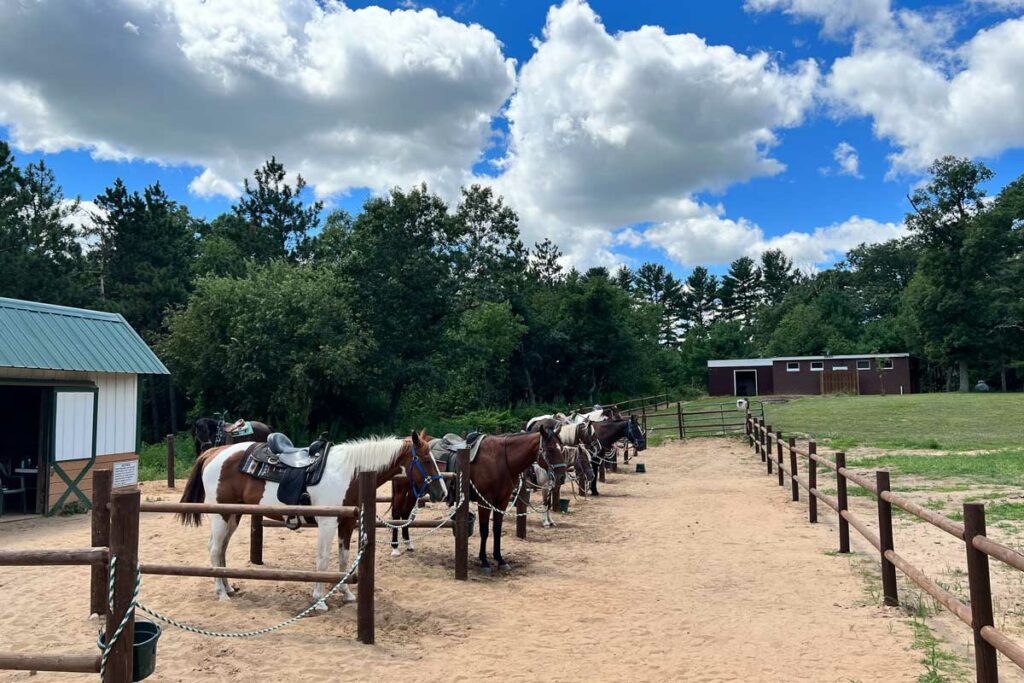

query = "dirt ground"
[{"left": 0, "top": 438, "right": 927, "bottom": 682}]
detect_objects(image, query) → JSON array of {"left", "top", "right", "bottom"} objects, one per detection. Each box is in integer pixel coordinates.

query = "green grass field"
[{"left": 764, "top": 393, "right": 1024, "bottom": 451}]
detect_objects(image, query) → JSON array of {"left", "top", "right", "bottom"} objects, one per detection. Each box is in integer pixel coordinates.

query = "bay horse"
[
  {"left": 589, "top": 416, "right": 646, "bottom": 496},
  {"left": 177, "top": 430, "right": 445, "bottom": 609},
  {"left": 467, "top": 428, "right": 565, "bottom": 573},
  {"left": 192, "top": 416, "right": 272, "bottom": 456}
]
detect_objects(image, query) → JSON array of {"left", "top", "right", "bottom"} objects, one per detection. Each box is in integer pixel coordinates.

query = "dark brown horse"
[
  {"left": 177, "top": 430, "right": 444, "bottom": 608},
  {"left": 467, "top": 428, "right": 565, "bottom": 573},
  {"left": 590, "top": 416, "right": 646, "bottom": 495},
  {"left": 192, "top": 416, "right": 272, "bottom": 456}
]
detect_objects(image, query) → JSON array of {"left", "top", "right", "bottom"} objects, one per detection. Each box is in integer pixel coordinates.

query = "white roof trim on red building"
[{"left": 708, "top": 353, "right": 909, "bottom": 368}]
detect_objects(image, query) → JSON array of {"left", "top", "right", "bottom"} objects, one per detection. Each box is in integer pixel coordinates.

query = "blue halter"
[{"left": 409, "top": 442, "right": 444, "bottom": 499}]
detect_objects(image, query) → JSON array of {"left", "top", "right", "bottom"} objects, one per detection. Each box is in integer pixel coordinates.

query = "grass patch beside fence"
[
  {"left": 848, "top": 450, "right": 1024, "bottom": 487},
  {"left": 764, "top": 393, "right": 1024, "bottom": 451},
  {"left": 138, "top": 431, "right": 195, "bottom": 482}
]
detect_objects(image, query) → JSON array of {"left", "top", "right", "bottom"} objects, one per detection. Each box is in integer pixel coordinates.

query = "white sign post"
[{"left": 112, "top": 460, "right": 139, "bottom": 488}]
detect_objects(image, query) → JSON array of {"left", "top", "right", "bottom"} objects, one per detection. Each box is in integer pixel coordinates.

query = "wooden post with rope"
[
  {"left": 90, "top": 469, "right": 112, "bottom": 618},
  {"left": 103, "top": 487, "right": 140, "bottom": 683},
  {"left": 166, "top": 435, "right": 175, "bottom": 489},
  {"left": 454, "top": 448, "right": 470, "bottom": 581},
  {"left": 357, "top": 471, "right": 376, "bottom": 645}
]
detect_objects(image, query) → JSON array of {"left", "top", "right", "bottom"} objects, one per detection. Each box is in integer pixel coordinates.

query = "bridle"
[
  {"left": 408, "top": 440, "right": 448, "bottom": 500},
  {"left": 537, "top": 429, "right": 567, "bottom": 481}
]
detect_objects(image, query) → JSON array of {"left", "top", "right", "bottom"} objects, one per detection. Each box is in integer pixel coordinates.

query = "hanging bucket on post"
[
  {"left": 558, "top": 498, "right": 570, "bottom": 513},
  {"left": 635, "top": 463, "right": 646, "bottom": 474},
  {"left": 98, "top": 620, "right": 161, "bottom": 681}
]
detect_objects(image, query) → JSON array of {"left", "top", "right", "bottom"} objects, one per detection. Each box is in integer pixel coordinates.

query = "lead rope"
[
  {"left": 129, "top": 510, "right": 367, "bottom": 640},
  {"left": 99, "top": 556, "right": 140, "bottom": 680}
]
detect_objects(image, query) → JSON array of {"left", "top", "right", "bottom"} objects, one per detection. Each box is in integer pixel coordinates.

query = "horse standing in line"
[
  {"left": 589, "top": 416, "right": 646, "bottom": 496},
  {"left": 464, "top": 428, "right": 565, "bottom": 573},
  {"left": 526, "top": 418, "right": 598, "bottom": 527},
  {"left": 192, "top": 416, "right": 272, "bottom": 457},
  {"left": 178, "top": 430, "right": 445, "bottom": 608}
]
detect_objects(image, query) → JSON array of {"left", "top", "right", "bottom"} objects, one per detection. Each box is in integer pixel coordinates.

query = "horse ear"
[{"left": 410, "top": 430, "right": 420, "bottom": 446}]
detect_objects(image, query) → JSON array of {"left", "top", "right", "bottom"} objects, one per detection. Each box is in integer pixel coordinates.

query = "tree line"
[{"left": 1, "top": 142, "right": 1021, "bottom": 441}]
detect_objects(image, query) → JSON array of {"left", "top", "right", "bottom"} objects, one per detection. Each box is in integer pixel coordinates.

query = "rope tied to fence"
[
  {"left": 99, "top": 554, "right": 141, "bottom": 680},
  {"left": 133, "top": 509, "right": 368, "bottom": 639},
  {"left": 382, "top": 472, "right": 470, "bottom": 544}
]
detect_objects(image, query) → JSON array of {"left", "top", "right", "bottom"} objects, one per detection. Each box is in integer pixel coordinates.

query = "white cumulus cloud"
[
  {"left": 830, "top": 141, "right": 862, "bottom": 177},
  {"left": 0, "top": 0, "right": 515, "bottom": 200},
  {"left": 492, "top": 0, "right": 819, "bottom": 265}
]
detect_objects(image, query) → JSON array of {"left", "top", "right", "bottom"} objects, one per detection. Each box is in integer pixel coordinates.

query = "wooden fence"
[
  {"left": 643, "top": 400, "right": 765, "bottom": 439},
  {"left": 746, "top": 415, "right": 1024, "bottom": 682}
]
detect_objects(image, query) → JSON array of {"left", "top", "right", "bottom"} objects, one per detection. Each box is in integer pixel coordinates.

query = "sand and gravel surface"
[{"left": 1, "top": 438, "right": 923, "bottom": 682}]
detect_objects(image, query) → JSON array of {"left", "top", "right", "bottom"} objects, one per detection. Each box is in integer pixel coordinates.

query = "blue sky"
[{"left": 2, "top": 0, "right": 1023, "bottom": 276}]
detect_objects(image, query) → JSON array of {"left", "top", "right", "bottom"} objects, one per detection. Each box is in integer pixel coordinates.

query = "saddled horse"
[
  {"left": 462, "top": 428, "right": 565, "bottom": 573},
  {"left": 177, "top": 430, "right": 445, "bottom": 608},
  {"left": 589, "top": 416, "right": 646, "bottom": 496},
  {"left": 192, "top": 415, "right": 272, "bottom": 456}
]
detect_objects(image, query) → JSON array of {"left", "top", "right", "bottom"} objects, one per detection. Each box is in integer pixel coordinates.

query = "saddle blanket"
[
  {"left": 429, "top": 433, "right": 486, "bottom": 468},
  {"left": 225, "top": 420, "right": 254, "bottom": 437}
]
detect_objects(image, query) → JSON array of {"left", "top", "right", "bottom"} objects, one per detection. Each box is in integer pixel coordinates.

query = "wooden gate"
[{"left": 821, "top": 370, "right": 858, "bottom": 395}]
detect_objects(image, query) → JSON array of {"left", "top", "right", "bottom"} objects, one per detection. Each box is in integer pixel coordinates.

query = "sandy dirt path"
[{"left": 0, "top": 438, "right": 922, "bottom": 682}]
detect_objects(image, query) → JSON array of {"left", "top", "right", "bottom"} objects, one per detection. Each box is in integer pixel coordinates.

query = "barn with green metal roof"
[{"left": 0, "top": 297, "right": 168, "bottom": 517}]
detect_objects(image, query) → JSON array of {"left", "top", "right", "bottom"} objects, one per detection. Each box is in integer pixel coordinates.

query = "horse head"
[
  {"left": 537, "top": 424, "right": 567, "bottom": 486},
  {"left": 192, "top": 417, "right": 220, "bottom": 455},
  {"left": 401, "top": 430, "right": 447, "bottom": 502},
  {"left": 627, "top": 415, "right": 647, "bottom": 452}
]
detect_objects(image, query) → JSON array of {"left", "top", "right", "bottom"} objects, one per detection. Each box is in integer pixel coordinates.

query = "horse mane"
[{"left": 328, "top": 436, "right": 406, "bottom": 473}]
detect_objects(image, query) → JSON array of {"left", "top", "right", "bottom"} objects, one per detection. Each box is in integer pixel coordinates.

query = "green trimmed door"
[{"left": 48, "top": 386, "right": 98, "bottom": 515}]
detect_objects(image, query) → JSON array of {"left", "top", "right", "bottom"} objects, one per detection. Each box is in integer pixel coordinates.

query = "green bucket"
[
  {"left": 558, "top": 498, "right": 570, "bottom": 513},
  {"left": 98, "top": 619, "right": 161, "bottom": 682},
  {"left": 635, "top": 463, "right": 646, "bottom": 473}
]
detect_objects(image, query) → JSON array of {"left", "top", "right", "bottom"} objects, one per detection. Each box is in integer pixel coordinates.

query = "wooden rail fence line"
[{"left": 745, "top": 414, "right": 1024, "bottom": 681}]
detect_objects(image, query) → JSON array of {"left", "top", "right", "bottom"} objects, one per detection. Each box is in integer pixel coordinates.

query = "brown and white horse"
[{"left": 177, "top": 431, "right": 444, "bottom": 609}]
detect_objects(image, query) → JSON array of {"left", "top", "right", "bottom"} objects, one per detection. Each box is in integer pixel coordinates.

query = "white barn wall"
[{"left": 0, "top": 367, "right": 138, "bottom": 458}]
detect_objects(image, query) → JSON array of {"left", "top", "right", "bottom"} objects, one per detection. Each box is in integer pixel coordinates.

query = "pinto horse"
[
  {"left": 192, "top": 416, "right": 272, "bottom": 456},
  {"left": 466, "top": 428, "right": 565, "bottom": 573},
  {"left": 177, "top": 430, "right": 445, "bottom": 608},
  {"left": 526, "top": 418, "right": 598, "bottom": 527},
  {"left": 589, "top": 416, "right": 646, "bottom": 496}
]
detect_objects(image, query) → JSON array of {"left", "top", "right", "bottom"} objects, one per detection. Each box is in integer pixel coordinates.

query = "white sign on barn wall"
[{"left": 112, "top": 460, "right": 138, "bottom": 488}]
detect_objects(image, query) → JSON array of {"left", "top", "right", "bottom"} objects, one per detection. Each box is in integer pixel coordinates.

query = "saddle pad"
[
  {"left": 429, "top": 433, "right": 486, "bottom": 465},
  {"left": 226, "top": 420, "right": 254, "bottom": 437}
]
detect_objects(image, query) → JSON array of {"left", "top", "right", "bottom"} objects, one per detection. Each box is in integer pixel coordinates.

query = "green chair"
[{"left": 0, "top": 462, "right": 27, "bottom": 516}]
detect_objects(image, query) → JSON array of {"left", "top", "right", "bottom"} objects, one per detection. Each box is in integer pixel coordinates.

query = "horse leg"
[
  {"left": 478, "top": 506, "right": 492, "bottom": 574},
  {"left": 310, "top": 517, "right": 339, "bottom": 610},
  {"left": 403, "top": 525, "right": 414, "bottom": 552},
  {"left": 542, "top": 484, "right": 555, "bottom": 528},
  {"left": 494, "top": 513, "right": 510, "bottom": 571},
  {"left": 391, "top": 526, "right": 401, "bottom": 557},
  {"left": 208, "top": 514, "right": 239, "bottom": 600},
  {"left": 336, "top": 520, "right": 357, "bottom": 604},
  {"left": 590, "top": 456, "right": 600, "bottom": 496}
]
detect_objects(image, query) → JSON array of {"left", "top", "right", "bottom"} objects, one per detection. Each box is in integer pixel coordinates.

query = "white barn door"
[{"left": 50, "top": 387, "right": 98, "bottom": 512}]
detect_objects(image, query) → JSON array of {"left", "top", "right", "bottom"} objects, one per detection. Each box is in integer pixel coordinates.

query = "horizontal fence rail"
[{"left": 744, "top": 413, "right": 1024, "bottom": 683}]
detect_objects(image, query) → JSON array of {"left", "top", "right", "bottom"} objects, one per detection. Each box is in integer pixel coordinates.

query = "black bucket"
[{"left": 98, "top": 619, "right": 161, "bottom": 681}]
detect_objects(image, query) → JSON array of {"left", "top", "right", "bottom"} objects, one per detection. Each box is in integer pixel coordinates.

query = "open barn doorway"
[
  {"left": 734, "top": 370, "right": 758, "bottom": 397},
  {"left": 0, "top": 385, "right": 49, "bottom": 517}
]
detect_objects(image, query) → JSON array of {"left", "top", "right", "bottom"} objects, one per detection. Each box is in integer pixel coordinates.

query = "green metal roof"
[{"left": 0, "top": 297, "right": 169, "bottom": 375}]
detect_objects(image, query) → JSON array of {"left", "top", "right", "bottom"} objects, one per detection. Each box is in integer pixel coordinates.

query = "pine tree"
[
  {"left": 719, "top": 256, "right": 762, "bottom": 324},
  {"left": 760, "top": 249, "right": 797, "bottom": 305},
  {"left": 682, "top": 266, "right": 719, "bottom": 332},
  {"left": 530, "top": 238, "right": 564, "bottom": 284}
]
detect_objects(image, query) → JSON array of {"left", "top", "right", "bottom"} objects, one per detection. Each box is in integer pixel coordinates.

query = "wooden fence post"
[
  {"left": 759, "top": 419, "right": 768, "bottom": 463},
  {"left": 745, "top": 411, "right": 752, "bottom": 447},
  {"left": 766, "top": 426, "right": 774, "bottom": 476},
  {"left": 963, "top": 503, "right": 998, "bottom": 683},
  {"left": 357, "top": 471, "right": 376, "bottom": 645},
  {"left": 677, "top": 402, "right": 684, "bottom": 439},
  {"left": 104, "top": 487, "right": 140, "bottom": 683},
  {"left": 250, "top": 515, "right": 264, "bottom": 565},
  {"left": 875, "top": 470, "right": 898, "bottom": 606},
  {"left": 807, "top": 441, "right": 818, "bottom": 523},
  {"left": 836, "top": 452, "right": 850, "bottom": 553},
  {"left": 90, "top": 468, "right": 112, "bottom": 617},
  {"left": 788, "top": 435, "right": 799, "bottom": 502},
  {"left": 455, "top": 448, "right": 470, "bottom": 581},
  {"left": 165, "top": 435, "right": 175, "bottom": 489}
]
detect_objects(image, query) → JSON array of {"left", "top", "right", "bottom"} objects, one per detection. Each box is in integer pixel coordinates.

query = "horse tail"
[{"left": 177, "top": 453, "right": 208, "bottom": 527}]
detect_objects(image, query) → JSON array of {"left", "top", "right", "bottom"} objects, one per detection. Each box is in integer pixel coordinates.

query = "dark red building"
[{"left": 708, "top": 354, "right": 914, "bottom": 397}]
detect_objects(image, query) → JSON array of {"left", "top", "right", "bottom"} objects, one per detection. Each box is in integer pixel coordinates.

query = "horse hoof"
[
  {"left": 217, "top": 593, "right": 232, "bottom": 602},
  {"left": 405, "top": 545, "right": 415, "bottom": 553},
  {"left": 480, "top": 565, "right": 492, "bottom": 575},
  {"left": 313, "top": 600, "right": 329, "bottom": 612},
  {"left": 390, "top": 548, "right": 402, "bottom": 557},
  {"left": 499, "top": 562, "right": 512, "bottom": 571}
]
